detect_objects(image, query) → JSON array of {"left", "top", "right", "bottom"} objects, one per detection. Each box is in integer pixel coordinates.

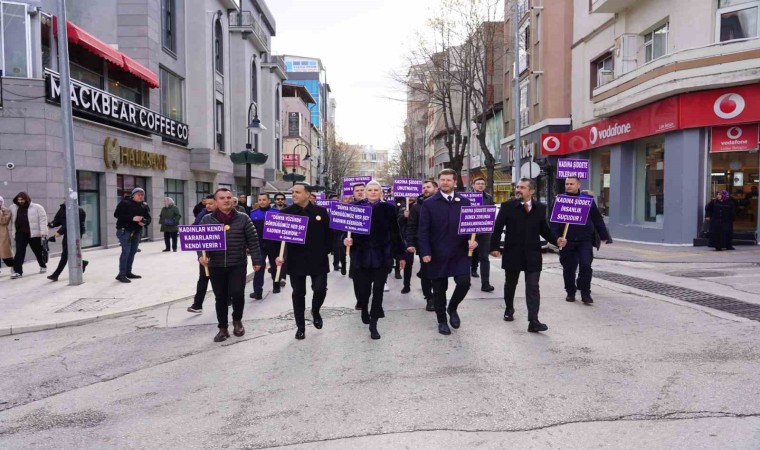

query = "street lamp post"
[{"left": 284, "top": 142, "right": 310, "bottom": 186}]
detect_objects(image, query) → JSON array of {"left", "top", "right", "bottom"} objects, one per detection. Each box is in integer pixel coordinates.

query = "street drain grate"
[
  {"left": 667, "top": 270, "right": 731, "bottom": 278},
  {"left": 595, "top": 271, "right": 760, "bottom": 322},
  {"left": 55, "top": 297, "right": 125, "bottom": 313}
]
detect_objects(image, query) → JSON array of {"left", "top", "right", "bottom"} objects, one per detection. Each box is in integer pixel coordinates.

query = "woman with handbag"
[{"left": 159, "top": 197, "right": 182, "bottom": 252}]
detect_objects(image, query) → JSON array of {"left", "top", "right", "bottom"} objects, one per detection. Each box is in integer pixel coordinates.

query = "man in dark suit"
[
  {"left": 275, "top": 183, "right": 333, "bottom": 340},
  {"left": 551, "top": 176, "right": 611, "bottom": 304},
  {"left": 419, "top": 169, "right": 478, "bottom": 335},
  {"left": 490, "top": 178, "right": 566, "bottom": 332},
  {"left": 469, "top": 177, "right": 495, "bottom": 292}
]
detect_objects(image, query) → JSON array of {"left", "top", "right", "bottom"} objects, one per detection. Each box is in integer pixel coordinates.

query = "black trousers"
[
  {"left": 290, "top": 273, "right": 328, "bottom": 330},
  {"left": 470, "top": 234, "right": 492, "bottom": 284},
  {"left": 431, "top": 274, "right": 470, "bottom": 323},
  {"left": 192, "top": 263, "right": 210, "bottom": 308},
  {"left": 353, "top": 267, "right": 389, "bottom": 320},
  {"left": 417, "top": 256, "right": 433, "bottom": 299},
  {"left": 51, "top": 236, "right": 87, "bottom": 278},
  {"left": 163, "top": 232, "right": 178, "bottom": 250},
  {"left": 332, "top": 242, "right": 346, "bottom": 269},
  {"left": 208, "top": 264, "right": 247, "bottom": 328},
  {"left": 14, "top": 233, "right": 46, "bottom": 275},
  {"left": 504, "top": 270, "right": 541, "bottom": 322},
  {"left": 253, "top": 245, "right": 282, "bottom": 294},
  {"left": 2, "top": 257, "right": 16, "bottom": 270},
  {"left": 402, "top": 251, "right": 414, "bottom": 288},
  {"left": 559, "top": 241, "right": 594, "bottom": 294}
]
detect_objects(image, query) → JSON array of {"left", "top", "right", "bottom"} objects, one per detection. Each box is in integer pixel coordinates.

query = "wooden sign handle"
[
  {"left": 468, "top": 233, "right": 476, "bottom": 257},
  {"left": 562, "top": 223, "right": 569, "bottom": 239},
  {"left": 345, "top": 231, "right": 352, "bottom": 257},
  {"left": 202, "top": 250, "right": 209, "bottom": 277},
  {"left": 274, "top": 241, "right": 286, "bottom": 282},
  {"left": 406, "top": 197, "right": 410, "bottom": 212}
]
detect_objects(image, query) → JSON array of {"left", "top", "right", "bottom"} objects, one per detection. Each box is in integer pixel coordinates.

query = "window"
[
  {"left": 165, "top": 179, "right": 185, "bottom": 224},
  {"left": 644, "top": 23, "right": 669, "bottom": 63},
  {"left": 160, "top": 67, "right": 183, "bottom": 121},
  {"left": 196, "top": 181, "right": 211, "bottom": 204},
  {"left": 594, "top": 53, "right": 614, "bottom": 88},
  {"left": 108, "top": 69, "right": 143, "bottom": 105},
  {"left": 250, "top": 56, "right": 258, "bottom": 103},
  {"left": 214, "top": 19, "right": 223, "bottom": 74},
  {"left": 69, "top": 45, "right": 105, "bottom": 89},
  {"left": 635, "top": 140, "right": 665, "bottom": 223},
  {"left": 161, "top": 0, "right": 176, "bottom": 54},
  {"left": 1, "top": 1, "right": 31, "bottom": 77},
  {"left": 117, "top": 175, "right": 149, "bottom": 239},
  {"left": 518, "top": 20, "right": 530, "bottom": 74},
  {"left": 519, "top": 79, "right": 529, "bottom": 126},
  {"left": 215, "top": 100, "right": 224, "bottom": 151},
  {"left": 76, "top": 171, "right": 101, "bottom": 248},
  {"left": 718, "top": 0, "right": 759, "bottom": 42},
  {"left": 288, "top": 112, "right": 300, "bottom": 137}
]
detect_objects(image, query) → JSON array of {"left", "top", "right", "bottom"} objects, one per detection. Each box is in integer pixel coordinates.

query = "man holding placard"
[
  {"left": 469, "top": 177, "right": 495, "bottom": 292},
  {"left": 275, "top": 183, "right": 333, "bottom": 340},
  {"left": 419, "top": 169, "right": 478, "bottom": 336},
  {"left": 198, "top": 188, "right": 263, "bottom": 342},
  {"left": 394, "top": 178, "right": 424, "bottom": 293},
  {"left": 250, "top": 193, "right": 285, "bottom": 300},
  {"left": 406, "top": 179, "right": 438, "bottom": 311},
  {"left": 490, "top": 178, "right": 566, "bottom": 333},
  {"left": 550, "top": 176, "right": 611, "bottom": 304}
]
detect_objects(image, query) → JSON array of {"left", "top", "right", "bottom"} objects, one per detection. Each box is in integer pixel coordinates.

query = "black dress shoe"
[
  {"left": 334, "top": 266, "right": 340, "bottom": 271},
  {"left": 727, "top": 246, "right": 736, "bottom": 250},
  {"left": 369, "top": 321, "right": 381, "bottom": 340},
  {"left": 162, "top": 249, "right": 170, "bottom": 252},
  {"left": 232, "top": 320, "right": 245, "bottom": 337},
  {"left": 481, "top": 285, "right": 495, "bottom": 292},
  {"left": 361, "top": 307, "right": 370, "bottom": 325},
  {"left": 82, "top": 261, "right": 89, "bottom": 273},
  {"left": 295, "top": 329, "right": 305, "bottom": 340},
  {"left": 214, "top": 328, "right": 230, "bottom": 342},
  {"left": 503, "top": 308, "right": 514, "bottom": 321},
  {"left": 581, "top": 293, "right": 594, "bottom": 304},
  {"left": 566, "top": 294, "right": 576, "bottom": 302},
  {"left": 425, "top": 298, "right": 435, "bottom": 311},
  {"left": 125, "top": 272, "right": 142, "bottom": 279},
  {"left": 250, "top": 292, "right": 262, "bottom": 300},
  {"left": 471, "top": 270, "right": 479, "bottom": 278},
  {"left": 448, "top": 310, "right": 461, "bottom": 329},
  {"left": 394, "top": 271, "right": 402, "bottom": 280},
  {"left": 438, "top": 323, "right": 451, "bottom": 335},
  {"left": 528, "top": 320, "right": 548, "bottom": 332},
  {"left": 312, "top": 312, "right": 323, "bottom": 329},
  {"left": 354, "top": 302, "right": 362, "bottom": 310},
  {"left": 341, "top": 267, "right": 346, "bottom": 276},
  {"left": 401, "top": 286, "right": 410, "bottom": 294},
  {"left": 272, "top": 285, "right": 281, "bottom": 294},
  {"left": 47, "top": 275, "right": 59, "bottom": 282},
  {"left": 116, "top": 274, "right": 131, "bottom": 283}
]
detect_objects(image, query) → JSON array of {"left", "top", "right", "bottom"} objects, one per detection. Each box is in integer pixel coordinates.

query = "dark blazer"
[
  {"left": 280, "top": 202, "right": 333, "bottom": 276},
  {"left": 549, "top": 192, "right": 611, "bottom": 243},
  {"left": 349, "top": 200, "right": 405, "bottom": 269},
  {"left": 490, "top": 199, "right": 559, "bottom": 273},
  {"left": 418, "top": 191, "right": 472, "bottom": 279},
  {"left": 405, "top": 196, "right": 425, "bottom": 249}
]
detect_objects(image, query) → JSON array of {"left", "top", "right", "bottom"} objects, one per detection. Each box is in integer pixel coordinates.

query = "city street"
[{"left": 1, "top": 245, "right": 759, "bottom": 449}]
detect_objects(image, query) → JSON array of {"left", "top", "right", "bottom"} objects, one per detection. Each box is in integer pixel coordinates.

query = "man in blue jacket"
[
  {"left": 550, "top": 177, "right": 612, "bottom": 304},
  {"left": 249, "top": 193, "right": 284, "bottom": 299},
  {"left": 419, "top": 169, "right": 478, "bottom": 335}
]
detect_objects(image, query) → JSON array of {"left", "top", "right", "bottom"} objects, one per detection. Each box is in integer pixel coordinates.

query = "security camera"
[{"left": 6, "top": 162, "right": 15, "bottom": 170}]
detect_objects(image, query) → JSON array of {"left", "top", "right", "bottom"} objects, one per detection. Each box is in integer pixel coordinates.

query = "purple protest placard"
[
  {"left": 458, "top": 192, "right": 483, "bottom": 206},
  {"left": 557, "top": 159, "right": 589, "bottom": 179},
  {"left": 550, "top": 194, "right": 592, "bottom": 225},
  {"left": 262, "top": 211, "right": 309, "bottom": 244},
  {"left": 314, "top": 192, "right": 326, "bottom": 200},
  {"left": 315, "top": 199, "right": 338, "bottom": 208},
  {"left": 342, "top": 176, "right": 372, "bottom": 196},
  {"left": 329, "top": 202, "right": 372, "bottom": 235},
  {"left": 178, "top": 224, "right": 227, "bottom": 251},
  {"left": 393, "top": 178, "right": 423, "bottom": 197},
  {"left": 457, "top": 206, "right": 497, "bottom": 235}
]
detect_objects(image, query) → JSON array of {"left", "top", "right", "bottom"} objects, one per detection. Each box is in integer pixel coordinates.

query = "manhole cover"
[
  {"left": 668, "top": 270, "right": 730, "bottom": 278},
  {"left": 277, "top": 306, "right": 355, "bottom": 322},
  {"left": 56, "top": 298, "right": 124, "bottom": 313}
]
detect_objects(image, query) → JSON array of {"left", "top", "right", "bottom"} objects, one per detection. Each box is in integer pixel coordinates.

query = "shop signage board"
[
  {"left": 342, "top": 176, "right": 372, "bottom": 196},
  {"left": 459, "top": 192, "right": 483, "bottom": 206},
  {"left": 711, "top": 125, "right": 759, "bottom": 153},
  {"left": 104, "top": 137, "right": 167, "bottom": 171},
  {"left": 457, "top": 206, "right": 497, "bottom": 234},
  {"left": 680, "top": 84, "right": 760, "bottom": 128},
  {"left": 392, "top": 178, "right": 423, "bottom": 197},
  {"left": 329, "top": 202, "right": 372, "bottom": 235},
  {"left": 549, "top": 195, "right": 592, "bottom": 225},
  {"left": 262, "top": 211, "right": 308, "bottom": 245},
  {"left": 178, "top": 225, "right": 226, "bottom": 251},
  {"left": 556, "top": 159, "right": 590, "bottom": 179},
  {"left": 45, "top": 70, "right": 189, "bottom": 145}
]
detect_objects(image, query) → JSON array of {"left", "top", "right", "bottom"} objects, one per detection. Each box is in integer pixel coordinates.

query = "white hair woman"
[
  {"left": 343, "top": 180, "right": 406, "bottom": 340},
  {"left": 159, "top": 197, "right": 181, "bottom": 252}
]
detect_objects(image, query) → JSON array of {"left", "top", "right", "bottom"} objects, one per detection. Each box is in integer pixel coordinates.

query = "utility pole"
[
  {"left": 513, "top": 1, "right": 522, "bottom": 182},
  {"left": 57, "top": 0, "right": 83, "bottom": 285}
]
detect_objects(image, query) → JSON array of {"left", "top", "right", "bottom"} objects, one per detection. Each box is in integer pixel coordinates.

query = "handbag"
[{"left": 163, "top": 218, "right": 176, "bottom": 227}]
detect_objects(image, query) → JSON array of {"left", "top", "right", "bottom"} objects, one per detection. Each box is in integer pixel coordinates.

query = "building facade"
[{"left": 281, "top": 83, "right": 315, "bottom": 185}]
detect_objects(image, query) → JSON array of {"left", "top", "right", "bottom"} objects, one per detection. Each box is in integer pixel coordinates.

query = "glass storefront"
[
  {"left": 590, "top": 149, "right": 611, "bottom": 217},
  {"left": 709, "top": 151, "right": 759, "bottom": 232},
  {"left": 635, "top": 139, "right": 665, "bottom": 223},
  {"left": 76, "top": 171, "right": 101, "bottom": 248}
]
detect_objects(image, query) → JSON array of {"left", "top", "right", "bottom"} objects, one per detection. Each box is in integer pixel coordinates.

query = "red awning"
[{"left": 53, "top": 17, "right": 159, "bottom": 89}]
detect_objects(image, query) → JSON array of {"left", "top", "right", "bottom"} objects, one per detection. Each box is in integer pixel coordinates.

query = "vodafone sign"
[
  {"left": 711, "top": 124, "right": 759, "bottom": 153},
  {"left": 681, "top": 85, "right": 760, "bottom": 128}
]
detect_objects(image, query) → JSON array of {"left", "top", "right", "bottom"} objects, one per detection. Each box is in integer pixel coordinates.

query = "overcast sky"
[{"left": 268, "top": 0, "right": 440, "bottom": 151}]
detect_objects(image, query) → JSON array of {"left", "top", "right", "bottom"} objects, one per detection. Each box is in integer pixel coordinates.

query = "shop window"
[
  {"left": 108, "top": 69, "right": 143, "bottom": 105},
  {"left": 717, "top": 0, "right": 759, "bottom": 42},
  {"left": 164, "top": 179, "right": 185, "bottom": 225},
  {"left": 161, "top": 0, "right": 176, "bottom": 55},
  {"left": 635, "top": 141, "right": 665, "bottom": 223},
  {"left": 1, "top": 1, "right": 31, "bottom": 77},
  {"left": 76, "top": 171, "right": 101, "bottom": 248},
  {"left": 69, "top": 45, "right": 105, "bottom": 89},
  {"left": 709, "top": 151, "right": 759, "bottom": 232},
  {"left": 160, "top": 67, "right": 183, "bottom": 121},
  {"left": 196, "top": 181, "right": 211, "bottom": 204},
  {"left": 644, "top": 23, "right": 669, "bottom": 63}
]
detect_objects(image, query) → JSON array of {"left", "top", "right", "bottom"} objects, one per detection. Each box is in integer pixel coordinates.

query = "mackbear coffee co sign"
[
  {"left": 45, "top": 70, "right": 189, "bottom": 145},
  {"left": 104, "top": 137, "right": 167, "bottom": 171}
]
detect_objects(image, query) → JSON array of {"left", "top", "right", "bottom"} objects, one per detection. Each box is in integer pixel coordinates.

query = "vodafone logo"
[
  {"left": 714, "top": 93, "right": 746, "bottom": 120},
  {"left": 589, "top": 127, "right": 598, "bottom": 145},
  {"left": 726, "top": 126, "right": 743, "bottom": 140},
  {"left": 589, "top": 122, "right": 631, "bottom": 146},
  {"left": 543, "top": 136, "right": 560, "bottom": 152}
]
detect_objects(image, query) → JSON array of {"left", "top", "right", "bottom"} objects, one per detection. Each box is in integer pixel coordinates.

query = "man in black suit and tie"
[{"left": 490, "top": 178, "right": 566, "bottom": 332}]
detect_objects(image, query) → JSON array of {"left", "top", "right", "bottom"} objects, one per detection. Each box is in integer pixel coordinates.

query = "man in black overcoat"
[{"left": 490, "top": 178, "right": 566, "bottom": 333}]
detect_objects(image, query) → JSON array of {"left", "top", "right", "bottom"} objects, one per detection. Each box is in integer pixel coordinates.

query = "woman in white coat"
[{"left": 9, "top": 192, "right": 48, "bottom": 278}]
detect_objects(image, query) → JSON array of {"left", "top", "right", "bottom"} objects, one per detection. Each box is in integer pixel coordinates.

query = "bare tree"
[{"left": 324, "top": 139, "right": 358, "bottom": 194}]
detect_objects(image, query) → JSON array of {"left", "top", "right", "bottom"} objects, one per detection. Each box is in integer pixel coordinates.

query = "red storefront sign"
[
  {"left": 541, "top": 83, "right": 760, "bottom": 156},
  {"left": 282, "top": 154, "right": 300, "bottom": 167},
  {"left": 711, "top": 124, "right": 759, "bottom": 153}
]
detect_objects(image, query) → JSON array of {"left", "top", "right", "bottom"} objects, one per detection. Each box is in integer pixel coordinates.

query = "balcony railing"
[{"left": 228, "top": 11, "right": 269, "bottom": 52}]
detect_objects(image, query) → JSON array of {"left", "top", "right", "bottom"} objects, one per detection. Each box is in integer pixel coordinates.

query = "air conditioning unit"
[
  {"left": 599, "top": 69, "right": 615, "bottom": 85},
  {"left": 614, "top": 34, "right": 640, "bottom": 76}
]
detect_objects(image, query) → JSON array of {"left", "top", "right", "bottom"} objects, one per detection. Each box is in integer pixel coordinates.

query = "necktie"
[
  {"left": 523, "top": 202, "right": 530, "bottom": 213},
  {"left": 447, "top": 195, "right": 452, "bottom": 202}
]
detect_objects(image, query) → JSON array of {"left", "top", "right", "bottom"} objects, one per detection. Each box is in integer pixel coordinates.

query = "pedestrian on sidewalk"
[
  {"left": 418, "top": 169, "right": 477, "bottom": 336},
  {"left": 233, "top": 197, "right": 248, "bottom": 215},
  {"left": 0, "top": 196, "right": 16, "bottom": 276},
  {"left": 199, "top": 188, "right": 263, "bottom": 342},
  {"left": 9, "top": 192, "right": 48, "bottom": 279},
  {"left": 469, "top": 177, "right": 496, "bottom": 292},
  {"left": 551, "top": 177, "right": 611, "bottom": 304},
  {"left": 187, "top": 196, "right": 216, "bottom": 313},
  {"left": 405, "top": 180, "right": 438, "bottom": 311},
  {"left": 159, "top": 197, "right": 181, "bottom": 252},
  {"left": 276, "top": 183, "right": 333, "bottom": 340},
  {"left": 46, "top": 203, "right": 89, "bottom": 282},
  {"left": 706, "top": 190, "right": 737, "bottom": 251},
  {"left": 237, "top": 193, "right": 251, "bottom": 215},
  {"left": 490, "top": 178, "right": 566, "bottom": 333},
  {"left": 113, "top": 187, "right": 151, "bottom": 283},
  {"left": 344, "top": 180, "right": 406, "bottom": 340},
  {"left": 250, "top": 193, "right": 284, "bottom": 300}
]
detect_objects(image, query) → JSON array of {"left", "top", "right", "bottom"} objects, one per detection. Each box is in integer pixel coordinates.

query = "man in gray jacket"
[{"left": 199, "top": 188, "right": 263, "bottom": 342}]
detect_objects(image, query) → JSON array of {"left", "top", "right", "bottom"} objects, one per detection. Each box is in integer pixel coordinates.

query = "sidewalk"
[
  {"left": 0, "top": 240, "right": 254, "bottom": 336},
  {"left": 552, "top": 240, "right": 760, "bottom": 263}
]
